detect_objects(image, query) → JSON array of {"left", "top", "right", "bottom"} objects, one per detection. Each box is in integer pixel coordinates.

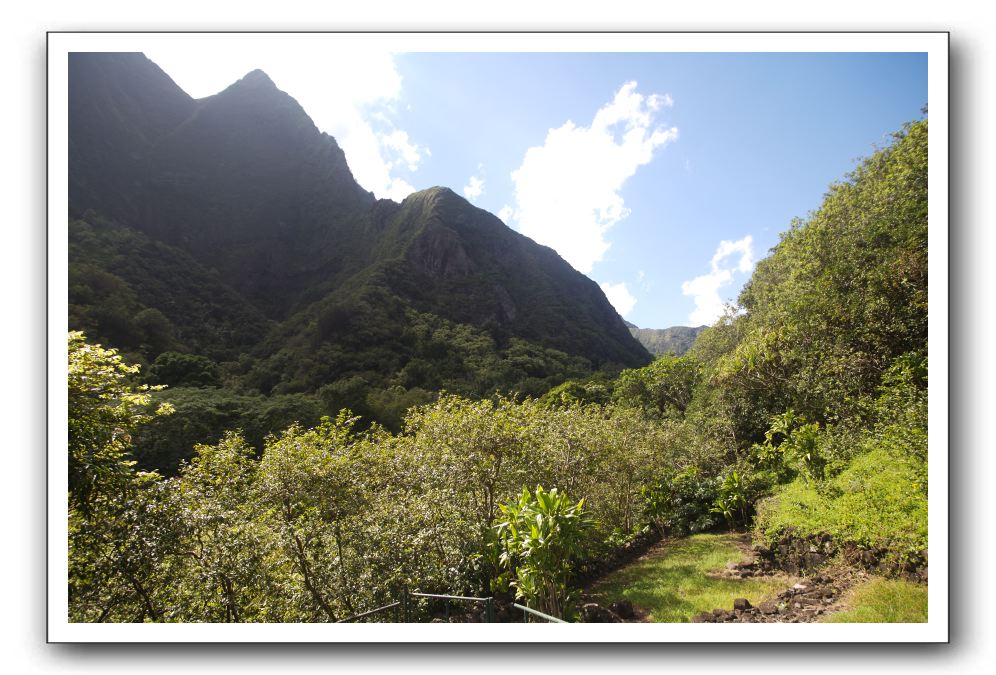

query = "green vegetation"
[
  {"left": 68, "top": 335, "right": 702, "bottom": 622},
  {"left": 821, "top": 578, "right": 928, "bottom": 623},
  {"left": 493, "top": 486, "right": 594, "bottom": 619},
  {"left": 67, "top": 60, "right": 929, "bottom": 624},
  {"left": 752, "top": 355, "right": 929, "bottom": 569},
  {"left": 588, "top": 534, "right": 789, "bottom": 622},
  {"left": 613, "top": 353, "right": 701, "bottom": 420},
  {"left": 626, "top": 324, "right": 705, "bottom": 357}
]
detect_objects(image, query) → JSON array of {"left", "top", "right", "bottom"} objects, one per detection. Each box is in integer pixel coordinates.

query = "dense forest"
[{"left": 68, "top": 111, "right": 928, "bottom": 622}]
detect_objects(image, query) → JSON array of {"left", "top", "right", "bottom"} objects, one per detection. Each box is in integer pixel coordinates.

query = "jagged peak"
[
  {"left": 242, "top": 69, "right": 275, "bottom": 84},
  {"left": 226, "top": 68, "right": 278, "bottom": 92},
  {"left": 401, "top": 186, "right": 463, "bottom": 209}
]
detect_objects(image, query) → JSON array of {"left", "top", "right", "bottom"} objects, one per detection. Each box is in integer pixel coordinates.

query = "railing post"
[{"left": 485, "top": 597, "right": 494, "bottom": 623}]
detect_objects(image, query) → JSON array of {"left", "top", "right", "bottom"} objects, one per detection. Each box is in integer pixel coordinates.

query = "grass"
[
  {"left": 821, "top": 577, "right": 927, "bottom": 623},
  {"left": 587, "top": 532, "right": 791, "bottom": 622},
  {"left": 753, "top": 448, "right": 927, "bottom": 562}
]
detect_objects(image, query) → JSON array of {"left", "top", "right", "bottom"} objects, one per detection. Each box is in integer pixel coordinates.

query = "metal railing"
[
  {"left": 512, "top": 603, "right": 567, "bottom": 623},
  {"left": 335, "top": 601, "right": 402, "bottom": 623},
  {"left": 337, "top": 591, "right": 496, "bottom": 623}
]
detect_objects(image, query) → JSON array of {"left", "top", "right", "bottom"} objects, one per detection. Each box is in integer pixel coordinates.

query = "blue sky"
[{"left": 146, "top": 49, "right": 927, "bottom": 329}]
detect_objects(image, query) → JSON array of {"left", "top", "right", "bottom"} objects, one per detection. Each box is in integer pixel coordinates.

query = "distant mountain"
[
  {"left": 68, "top": 52, "right": 651, "bottom": 408},
  {"left": 625, "top": 322, "right": 706, "bottom": 356}
]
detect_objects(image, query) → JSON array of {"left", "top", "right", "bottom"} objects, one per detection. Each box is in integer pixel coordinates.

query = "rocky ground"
[
  {"left": 690, "top": 566, "right": 863, "bottom": 623},
  {"left": 579, "top": 533, "right": 872, "bottom": 624}
]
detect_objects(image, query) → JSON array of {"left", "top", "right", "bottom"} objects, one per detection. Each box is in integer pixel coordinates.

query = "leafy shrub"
[
  {"left": 753, "top": 351, "right": 928, "bottom": 567},
  {"left": 711, "top": 471, "right": 749, "bottom": 526},
  {"left": 493, "top": 486, "right": 594, "bottom": 619},
  {"left": 754, "top": 438, "right": 927, "bottom": 569},
  {"left": 641, "top": 467, "right": 721, "bottom": 537}
]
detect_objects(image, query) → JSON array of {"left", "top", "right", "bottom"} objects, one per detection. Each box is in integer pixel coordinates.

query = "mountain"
[
  {"left": 67, "top": 52, "right": 652, "bottom": 444},
  {"left": 625, "top": 322, "right": 706, "bottom": 356}
]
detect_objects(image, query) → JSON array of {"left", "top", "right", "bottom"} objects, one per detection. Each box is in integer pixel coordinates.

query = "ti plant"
[
  {"left": 711, "top": 471, "right": 749, "bottom": 526},
  {"left": 492, "top": 485, "right": 594, "bottom": 621}
]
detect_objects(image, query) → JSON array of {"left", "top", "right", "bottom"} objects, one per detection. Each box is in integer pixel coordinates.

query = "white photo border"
[{"left": 47, "top": 30, "right": 949, "bottom": 643}]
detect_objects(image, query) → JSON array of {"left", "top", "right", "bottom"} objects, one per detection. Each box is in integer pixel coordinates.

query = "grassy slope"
[
  {"left": 587, "top": 533, "right": 791, "bottom": 622},
  {"left": 821, "top": 577, "right": 928, "bottom": 623}
]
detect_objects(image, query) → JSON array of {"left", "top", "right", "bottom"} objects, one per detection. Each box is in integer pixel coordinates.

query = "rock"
[
  {"left": 805, "top": 552, "right": 825, "bottom": 568},
  {"left": 733, "top": 598, "right": 752, "bottom": 611},
  {"left": 792, "top": 582, "right": 809, "bottom": 591},
  {"left": 610, "top": 599, "right": 635, "bottom": 620},
  {"left": 691, "top": 612, "right": 715, "bottom": 623},
  {"left": 759, "top": 601, "right": 778, "bottom": 615}
]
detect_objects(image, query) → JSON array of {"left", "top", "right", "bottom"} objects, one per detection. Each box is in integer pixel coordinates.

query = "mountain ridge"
[
  {"left": 625, "top": 322, "right": 706, "bottom": 356},
  {"left": 68, "top": 52, "right": 652, "bottom": 411}
]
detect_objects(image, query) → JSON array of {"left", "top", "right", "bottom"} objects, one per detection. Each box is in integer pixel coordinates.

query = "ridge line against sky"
[{"left": 142, "top": 45, "right": 927, "bottom": 330}]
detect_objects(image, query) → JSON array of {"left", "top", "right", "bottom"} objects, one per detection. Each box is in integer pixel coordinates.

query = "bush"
[
  {"left": 641, "top": 466, "right": 721, "bottom": 537},
  {"left": 493, "top": 486, "right": 594, "bottom": 619}
]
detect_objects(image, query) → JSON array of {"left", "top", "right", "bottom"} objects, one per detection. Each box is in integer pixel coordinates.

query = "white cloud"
[
  {"left": 497, "top": 205, "right": 514, "bottom": 224},
  {"left": 599, "top": 281, "right": 637, "bottom": 318},
  {"left": 380, "top": 130, "right": 424, "bottom": 172},
  {"left": 504, "top": 81, "right": 677, "bottom": 274},
  {"left": 463, "top": 166, "right": 485, "bottom": 202},
  {"left": 681, "top": 235, "right": 755, "bottom": 326},
  {"left": 144, "top": 42, "right": 425, "bottom": 202}
]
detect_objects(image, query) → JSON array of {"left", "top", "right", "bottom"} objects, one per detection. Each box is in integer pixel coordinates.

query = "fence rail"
[
  {"left": 337, "top": 591, "right": 497, "bottom": 624},
  {"left": 337, "top": 593, "right": 570, "bottom": 624},
  {"left": 512, "top": 603, "right": 568, "bottom": 623},
  {"left": 335, "top": 601, "right": 401, "bottom": 623}
]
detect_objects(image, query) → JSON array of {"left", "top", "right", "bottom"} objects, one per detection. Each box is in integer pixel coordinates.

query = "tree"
[
  {"left": 68, "top": 331, "right": 172, "bottom": 513},
  {"left": 147, "top": 351, "right": 220, "bottom": 388},
  {"left": 68, "top": 331, "right": 174, "bottom": 621},
  {"left": 614, "top": 353, "right": 702, "bottom": 419}
]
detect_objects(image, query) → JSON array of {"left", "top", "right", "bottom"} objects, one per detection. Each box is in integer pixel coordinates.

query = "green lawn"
[
  {"left": 587, "top": 533, "right": 791, "bottom": 622},
  {"left": 821, "top": 577, "right": 927, "bottom": 623}
]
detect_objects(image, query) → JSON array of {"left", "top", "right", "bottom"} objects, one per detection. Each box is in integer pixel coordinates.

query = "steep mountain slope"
[
  {"left": 68, "top": 52, "right": 651, "bottom": 406},
  {"left": 382, "top": 187, "right": 648, "bottom": 366}
]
